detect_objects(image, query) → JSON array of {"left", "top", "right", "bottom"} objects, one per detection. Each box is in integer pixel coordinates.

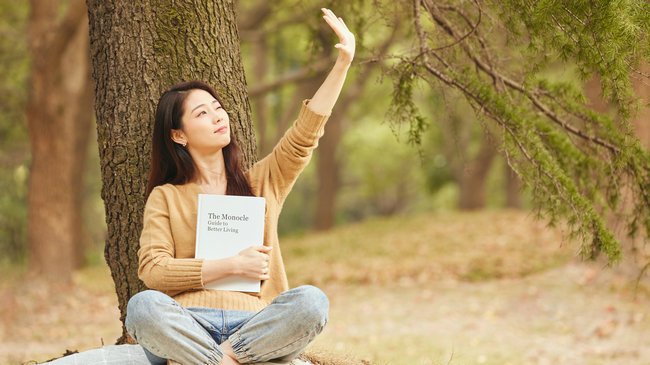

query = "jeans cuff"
[
  {"left": 208, "top": 346, "right": 224, "bottom": 365},
  {"left": 228, "top": 332, "right": 253, "bottom": 363}
]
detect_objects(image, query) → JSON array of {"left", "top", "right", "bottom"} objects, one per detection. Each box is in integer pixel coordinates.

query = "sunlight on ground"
[{"left": 1, "top": 210, "right": 649, "bottom": 365}]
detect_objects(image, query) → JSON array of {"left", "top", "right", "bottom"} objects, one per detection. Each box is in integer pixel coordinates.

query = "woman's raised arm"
[{"left": 306, "top": 8, "right": 356, "bottom": 115}]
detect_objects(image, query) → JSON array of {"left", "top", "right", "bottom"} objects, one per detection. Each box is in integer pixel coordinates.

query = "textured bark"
[
  {"left": 86, "top": 0, "right": 255, "bottom": 342},
  {"left": 26, "top": 0, "right": 93, "bottom": 281}
]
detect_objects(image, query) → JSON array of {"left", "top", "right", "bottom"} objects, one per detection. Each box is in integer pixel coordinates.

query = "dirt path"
[{"left": 2, "top": 260, "right": 649, "bottom": 365}]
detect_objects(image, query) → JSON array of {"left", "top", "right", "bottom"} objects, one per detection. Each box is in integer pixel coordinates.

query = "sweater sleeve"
[
  {"left": 137, "top": 186, "right": 204, "bottom": 292},
  {"left": 249, "top": 100, "right": 330, "bottom": 203}
]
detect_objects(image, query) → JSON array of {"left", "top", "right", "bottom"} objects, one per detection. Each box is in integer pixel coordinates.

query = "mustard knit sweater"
[{"left": 137, "top": 100, "right": 329, "bottom": 312}]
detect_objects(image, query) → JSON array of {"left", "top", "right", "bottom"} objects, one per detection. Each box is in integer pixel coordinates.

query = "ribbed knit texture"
[{"left": 138, "top": 100, "right": 329, "bottom": 311}]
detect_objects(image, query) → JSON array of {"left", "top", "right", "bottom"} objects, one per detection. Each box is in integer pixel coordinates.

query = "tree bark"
[
  {"left": 457, "top": 136, "right": 497, "bottom": 210},
  {"left": 314, "top": 109, "right": 342, "bottom": 230},
  {"left": 438, "top": 111, "right": 498, "bottom": 210},
  {"left": 505, "top": 163, "right": 522, "bottom": 209},
  {"left": 251, "top": 31, "right": 270, "bottom": 155},
  {"left": 86, "top": 0, "right": 255, "bottom": 342},
  {"left": 26, "top": 0, "right": 93, "bottom": 281}
]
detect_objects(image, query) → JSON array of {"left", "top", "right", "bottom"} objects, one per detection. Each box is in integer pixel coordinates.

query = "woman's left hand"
[{"left": 321, "top": 8, "right": 355, "bottom": 66}]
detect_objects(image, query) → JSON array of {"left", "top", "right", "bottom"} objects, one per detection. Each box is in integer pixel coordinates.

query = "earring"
[{"left": 182, "top": 142, "right": 187, "bottom": 147}]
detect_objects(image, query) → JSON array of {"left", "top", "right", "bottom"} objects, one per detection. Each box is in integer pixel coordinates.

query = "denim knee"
[
  {"left": 126, "top": 290, "right": 169, "bottom": 339},
  {"left": 292, "top": 285, "right": 329, "bottom": 330}
]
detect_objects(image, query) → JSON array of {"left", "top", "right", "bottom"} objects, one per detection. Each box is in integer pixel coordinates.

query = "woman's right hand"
[
  {"left": 322, "top": 8, "right": 355, "bottom": 66},
  {"left": 234, "top": 246, "right": 272, "bottom": 280}
]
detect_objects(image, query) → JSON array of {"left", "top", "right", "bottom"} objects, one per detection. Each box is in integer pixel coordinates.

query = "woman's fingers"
[
  {"left": 255, "top": 245, "right": 272, "bottom": 253},
  {"left": 338, "top": 17, "right": 351, "bottom": 33},
  {"left": 236, "top": 246, "right": 272, "bottom": 280},
  {"left": 321, "top": 8, "right": 348, "bottom": 39},
  {"left": 321, "top": 8, "right": 355, "bottom": 63}
]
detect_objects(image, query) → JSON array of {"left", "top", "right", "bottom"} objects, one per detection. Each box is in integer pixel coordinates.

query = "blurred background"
[{"left": 1, "top": 0, "right": 649, "bottom": 364}]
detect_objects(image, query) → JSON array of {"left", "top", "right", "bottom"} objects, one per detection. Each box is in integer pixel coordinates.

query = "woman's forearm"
[
  {"left": 201, "top": 257, "right": 239, "bottom": 284},
  {"left": 307, "top": 60, "right": 351, "bottom": 115},
  {"left": 201, "top": 245, "right": 271, "bottom": 284}
]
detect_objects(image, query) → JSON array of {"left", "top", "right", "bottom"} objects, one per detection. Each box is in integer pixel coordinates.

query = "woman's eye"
[{"left": 198, "top": 110, "right": 207, "bottom": 116}]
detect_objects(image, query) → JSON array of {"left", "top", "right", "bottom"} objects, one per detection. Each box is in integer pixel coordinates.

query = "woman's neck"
[{"left": 190, "top": 149, "right": 227, "bottom": 193}]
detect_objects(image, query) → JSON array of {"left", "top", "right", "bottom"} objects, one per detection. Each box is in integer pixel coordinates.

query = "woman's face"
[{"left": 173, "top": 89, "right": 231, "bottom": 153}]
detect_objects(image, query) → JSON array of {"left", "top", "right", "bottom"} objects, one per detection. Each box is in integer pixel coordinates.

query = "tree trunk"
[
  {"left": 314, "top": 110, "right": 342, "bottom": 230},
  {"left": 457, "top": 136, "right": 497, "bottom": 210},
  {"left": 26, "top": 0, "right": 93, "bottom": 281},
  {"left": 252, "top": 32, "right": 270, "bottom": 155},
  {"left": 86, "top": 0, "right": 255, "bottom": 342},
  {"left": 505, "top": 163, "right": 522, "bottom": 209},
  {"left": 437, "top": 109, "right": 497, "bottom": 210}
]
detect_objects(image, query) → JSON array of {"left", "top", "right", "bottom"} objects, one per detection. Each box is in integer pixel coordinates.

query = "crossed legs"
[{"left": 126, "top": 286, "right": 329, "bottom": 364}]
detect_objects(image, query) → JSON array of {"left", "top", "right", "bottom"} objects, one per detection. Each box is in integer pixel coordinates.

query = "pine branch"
[{"left": 420, "top": 1, "right": 622, "bottom": 155}]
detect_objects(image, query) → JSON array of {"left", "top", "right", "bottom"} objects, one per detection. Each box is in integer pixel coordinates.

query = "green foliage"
[
  {"left": 499, "top": 0, "right": 650, "bottom": 115},
  {"left": 0, "top": 0, "right": 29, "bottom": 265},
  {"left": 0, "top": 0, "right": 29, "bottom": 143},
  {"left": 0, "top": 164, "right": 28, "bottom": 266},
  {"left": 377, "top": 0, "right": 649, "bottom": 263},
  {"left": 338, "top": 117, "right": 433, "bottom": 221},
  {"left": 241, "top": 0, "right": 448, "bottom": 232},
  {"left": 386, "top": 61, "right": 428, "bottom": 146}
]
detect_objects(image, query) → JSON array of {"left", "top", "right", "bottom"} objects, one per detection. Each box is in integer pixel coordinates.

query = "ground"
[{"left": 1, "top": 210, "right": 649, "bottom": 365}]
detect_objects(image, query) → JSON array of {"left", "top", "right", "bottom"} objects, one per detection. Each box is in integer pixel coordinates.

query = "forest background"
[{"left": 1, "top": 0, "right": 650, "bottom": 364}]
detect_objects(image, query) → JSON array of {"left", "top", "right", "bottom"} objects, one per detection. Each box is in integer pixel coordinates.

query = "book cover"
[{"left": 195, "top": 194, "right": 266, "bottom": 292}]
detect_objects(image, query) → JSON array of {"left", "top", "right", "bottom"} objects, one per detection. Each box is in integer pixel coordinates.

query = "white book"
[{"left": 195, "top": 194, "right": 266, "bottom": 292}]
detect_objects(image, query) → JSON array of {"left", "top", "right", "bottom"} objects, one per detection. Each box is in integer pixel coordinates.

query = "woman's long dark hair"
[{"left": 145, "top": 80, "right": 254, "bottom": 198}]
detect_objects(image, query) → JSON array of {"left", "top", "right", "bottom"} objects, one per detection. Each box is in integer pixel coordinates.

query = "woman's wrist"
[
  {"left": 201, "top": 257, "right": 240, "bottom": 284},
  {"left": 229, "top": 256, "right": 242, "bottom": 276},
  {"left": 334, "top": 57, "right": 352, "bottom": 70}
]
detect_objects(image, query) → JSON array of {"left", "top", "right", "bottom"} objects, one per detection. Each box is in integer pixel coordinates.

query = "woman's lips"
[{"left": 215, "top": 126, "right": 228, "bottom": 134}]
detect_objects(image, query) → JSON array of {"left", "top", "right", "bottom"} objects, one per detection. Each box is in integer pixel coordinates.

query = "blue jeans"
[{"left": 43, "top": 285, "right": 328, "bottom": 364}]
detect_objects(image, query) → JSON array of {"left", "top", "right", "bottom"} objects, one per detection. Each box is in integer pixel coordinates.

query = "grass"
[
  {"left": 285, "top": 210, "right": 576, "bottom": 364},
  {"left": 282, "top": 209, "right": 575, "bottom": 287},
  {"left": 1, "top": 209, "right": 584, "bottom": 365}
]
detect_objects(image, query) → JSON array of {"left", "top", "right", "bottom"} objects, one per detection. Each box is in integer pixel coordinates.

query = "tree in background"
[
  {"left": 379, "top": 0, "right": 649, "bottom": 262},
  {"left": 26, "top": 0, "right": 93, "bottom": 281},
  {"left": 86, "top": 0, "right": 256, "bottom": 342}
]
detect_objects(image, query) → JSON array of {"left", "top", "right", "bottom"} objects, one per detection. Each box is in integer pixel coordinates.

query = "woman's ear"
[{"left": 170, "top": 129, "right": 187, "bottom": 146}]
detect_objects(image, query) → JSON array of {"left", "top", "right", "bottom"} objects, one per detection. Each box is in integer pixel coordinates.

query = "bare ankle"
[
  {"left": 219, "top": 355, "right": 241, "bottom": 365},
  {"left": 220, "top": 340, "right": 241, "bottom": 365}
]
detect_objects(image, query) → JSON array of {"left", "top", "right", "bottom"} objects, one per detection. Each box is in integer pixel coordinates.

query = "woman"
[{"left": 45, "top": 7, "right": 354, "bottom": 365}]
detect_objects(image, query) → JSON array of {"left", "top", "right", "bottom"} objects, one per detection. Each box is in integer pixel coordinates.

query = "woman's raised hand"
[
  {"left": 321, "top": 8, "right": 355, "bottom": 66},
  {"left": 234, "top": 245, "right": 272, "bottom": 280}
]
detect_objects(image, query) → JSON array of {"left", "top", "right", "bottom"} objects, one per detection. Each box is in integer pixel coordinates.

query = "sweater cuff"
[
  {"left": 162, "top": 258, "right": 204, "bottom": 289},
  {"left": 294, "top": 99, "right": 330, "bottom": 142}
]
